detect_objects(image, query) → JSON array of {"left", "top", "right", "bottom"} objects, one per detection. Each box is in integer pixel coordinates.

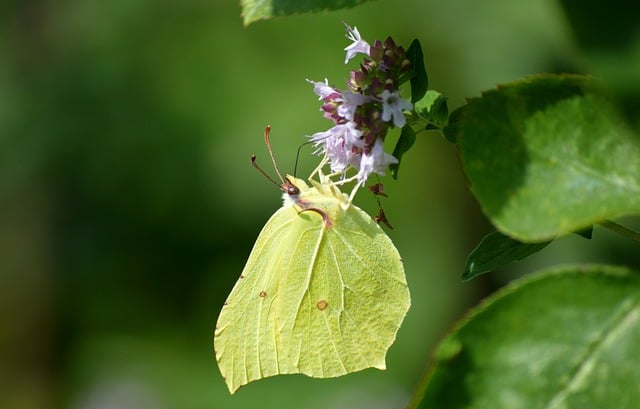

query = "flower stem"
[{"left": 599, "top": 220, "right": 640, "bottom": 243}]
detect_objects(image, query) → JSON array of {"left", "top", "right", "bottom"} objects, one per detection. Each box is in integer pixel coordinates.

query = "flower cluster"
[{"left": 308, "top": 24, "right": 413, "bottom": 183}]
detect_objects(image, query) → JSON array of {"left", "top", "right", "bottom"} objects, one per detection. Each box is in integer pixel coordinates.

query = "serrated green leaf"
[
  {"left": 457, "top": 74, "right": 640, "bottom": 242},
  {"left": 442, "top": 105, "right": 464, "bottom": 144},
  {"left": 240, "top": 0, "right": 373, "bottom": 26},
  {"left": 390, "top": 125, "right": 416, "bottom": 179},
  {"left": 411, "top": 264, "right": 640, "bottom": 409},
  {"left": 429, "top": 94, "right": 448, "bottom": 128},
  {"left": 240, "top": 0, "right": 271, "bottom": 25},
  {"left": 415, "top": 90, "right": 449, "bottom": 131},
  {"left": 414, "top": 90, "right": 441, "bottom": 118},
  {"left": 406, "top": 39, "right": 428, "bottom": 103},
  {"left": 462, "top": 231, "right": 550, "bottom": 280}
]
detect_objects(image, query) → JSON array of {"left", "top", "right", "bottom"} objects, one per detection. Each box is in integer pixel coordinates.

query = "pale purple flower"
[
  {"left": 380, "top": 89, "right": 413, "bottom": 127},
  {"left": 307, "top": 78, "right": 337, "bottom": 100},
  {"left": 337, "top": 91, "right": 373, "bottom": 121},
  {"left": 356, "top": 137, "right": 398, "bottom": 182},
  {"left": 306, "top": 23, "right": 413, "bottom": 184},
  {"left": 344, "top": 24, "right": 371, "bottom": 64},
  {"left": 310, "top": 122, "right": 364, "bottom": 173}
]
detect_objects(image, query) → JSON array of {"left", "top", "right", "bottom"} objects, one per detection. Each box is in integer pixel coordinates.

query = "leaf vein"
[{"left": 543, "top": 296, "right": 640, "bottom": 409}]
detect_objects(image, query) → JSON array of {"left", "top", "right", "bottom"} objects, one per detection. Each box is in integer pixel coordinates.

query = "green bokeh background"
[{"left": 1, "top": 1, "right": 638, "bottom": 408}]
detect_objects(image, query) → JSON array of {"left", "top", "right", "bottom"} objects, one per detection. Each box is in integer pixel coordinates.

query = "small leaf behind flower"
[
  {"left": 415, "top": 90, "right": 449, "bottom": 130},
  {"left": 406, "top": 39, "right": 428, "bottom": 103},
  {"left": 390, "top": 125, "right": 416, "bottom": 179},
  {"left": 463, "top": 231, "right": 550, "bottom": 280}
]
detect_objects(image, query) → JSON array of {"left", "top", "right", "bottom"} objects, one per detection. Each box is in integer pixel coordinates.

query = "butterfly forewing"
[{"left": 214, "top": 206, "right": 300, "bottom": 392}]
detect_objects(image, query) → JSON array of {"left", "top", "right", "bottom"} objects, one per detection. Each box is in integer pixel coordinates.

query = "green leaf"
[
  {"left": 442, "top": 106, "right": 464, "bottom": 144},
  {"left": 390, "top": 125, "right": 416, "bottom": 179},
  {"left": 457, "top": 74, "right": 640, "bottom": 242},
  {"left": 415, "top": 90, "right": 448, "bottom": 130},
  {"left": 240, "top": 0, "right": 373, "bottom": 26},
  {"left": 462, "top": 231, "right": 550, "bottom": 280},
  {"left": 406, "top": 39, "right": 428, "bottom": 103},
  {"left": 429, "top": 95, "right": 448, "bottom": 128},
  {"left": 410, "top": 264, "right": 640, "bottom": 409}
]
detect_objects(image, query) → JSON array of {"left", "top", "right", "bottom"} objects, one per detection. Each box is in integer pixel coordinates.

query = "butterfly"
[{"left": 214, "top": 126, "right": 410, "bottom": 393}]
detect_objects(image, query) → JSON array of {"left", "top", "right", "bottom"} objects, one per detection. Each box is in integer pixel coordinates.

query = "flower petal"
[{"left": 344, "top": 24, "right": 371, "bottom": 64}]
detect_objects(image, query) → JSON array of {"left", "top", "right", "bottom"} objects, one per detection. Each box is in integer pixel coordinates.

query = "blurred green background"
[{"left": 1, "top": 1, "right": 639, "bottom": 408}]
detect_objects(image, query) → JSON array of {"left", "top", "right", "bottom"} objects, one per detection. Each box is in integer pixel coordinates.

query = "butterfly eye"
[
  {"left": 287, "top": 185, "right": 300, "bottom": 196},
  {"left": 280, "top": 178, "right": 300, "bottom": 197}
]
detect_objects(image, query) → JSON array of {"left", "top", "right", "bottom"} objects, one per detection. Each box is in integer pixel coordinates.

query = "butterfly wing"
[
  {"left": 215, "top": 186, "right": 410, "bottom": 394},
  {"left": 279, "top": 202, "right": 410, "bottom": 378},
  {"left": 214, "top": 205, "right": 303, "bottom": 393}
]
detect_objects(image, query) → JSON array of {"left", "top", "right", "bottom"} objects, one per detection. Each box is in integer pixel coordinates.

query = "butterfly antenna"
[
  {"left": 251, "top": 154, "right": 282, "bottom": 188},
  {"left": 264, "top": 125, "right": 286, "bottom": 184}
]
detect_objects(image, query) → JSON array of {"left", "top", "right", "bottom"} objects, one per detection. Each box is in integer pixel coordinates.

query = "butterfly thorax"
[{"left": 282, "top": 175, "right": 350, "bottom": 228}]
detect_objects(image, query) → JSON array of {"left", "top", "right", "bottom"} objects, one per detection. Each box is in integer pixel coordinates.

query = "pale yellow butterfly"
[{"left": 214, "top": 126, "right": 410, "bottom": 393}]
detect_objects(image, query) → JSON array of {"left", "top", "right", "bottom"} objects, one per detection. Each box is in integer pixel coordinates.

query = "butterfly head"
[
  {"left": 281, "top": 178, "right": 300, "bottom": 197},
  {"left": 280, "top": 176, "right": 308, "bottom": 207}
]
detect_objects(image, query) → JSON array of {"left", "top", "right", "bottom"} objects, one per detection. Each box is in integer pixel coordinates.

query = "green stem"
[{"left": 598, "top": 220, "right": 640, "bottom": 243}]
